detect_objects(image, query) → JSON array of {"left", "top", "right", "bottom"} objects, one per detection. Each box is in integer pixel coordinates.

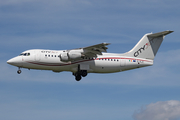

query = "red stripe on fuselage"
[{"left": 26, "top": 57, "right": 152, "bottom": 67}]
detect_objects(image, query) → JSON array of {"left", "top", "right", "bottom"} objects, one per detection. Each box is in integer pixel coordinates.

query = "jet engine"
[
  {"left": 60, "top": 50, "right": 82, "bottom": 62},
  {"left": 68, "top": 51, "right": 82, "bottom": 59},
  {"left": 60, "top": 52, "right": 69, "bottom": 62}
]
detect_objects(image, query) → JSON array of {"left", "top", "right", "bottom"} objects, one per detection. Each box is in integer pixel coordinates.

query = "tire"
[
  {"left": 17, "top": 70, "right": 21, "bottom": 74},
  {"left": 81, "top": 70, "right": 87, "bottom": 77},
  {"left": 75, "top": 75, "right": 82, "bottom": 81}
]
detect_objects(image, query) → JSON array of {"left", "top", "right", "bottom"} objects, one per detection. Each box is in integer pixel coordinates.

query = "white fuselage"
[
  {"left": 6, "top": 31, "right": 173, "bottom": 81},
  {"left": 7, "top": 49, "right": 153, "bottom": 74}
]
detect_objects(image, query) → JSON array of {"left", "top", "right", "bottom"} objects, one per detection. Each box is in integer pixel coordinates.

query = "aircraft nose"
[
  {"left": 7, "top": 56, "right": 22, "bottom": 67},
  {"left": 7, "top": 59, "right": 12, "bottom": 64}
]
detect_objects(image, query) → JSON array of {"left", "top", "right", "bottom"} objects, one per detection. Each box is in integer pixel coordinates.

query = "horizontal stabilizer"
[{"left": 147, "top": 30, "right": 174, "bottom": 38}]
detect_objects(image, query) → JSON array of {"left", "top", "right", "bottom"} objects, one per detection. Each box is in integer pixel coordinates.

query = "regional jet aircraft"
[{"left": 7, "top": 31, "right": 173, "bottom": 81}]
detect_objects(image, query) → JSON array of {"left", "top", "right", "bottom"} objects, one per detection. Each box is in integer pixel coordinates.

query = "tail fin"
[{"left": 124, "top": 30, "right": 173, "bottom": 60}]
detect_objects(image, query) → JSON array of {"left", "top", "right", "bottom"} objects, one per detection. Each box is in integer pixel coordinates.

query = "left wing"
[{"left": 81, "top": 43, "right": 110, "bottom": 57}]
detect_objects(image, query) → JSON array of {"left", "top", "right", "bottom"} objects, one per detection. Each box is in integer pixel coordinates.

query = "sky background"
[{"left": 0, "top": 0, "right": 180, "bottom": 120}]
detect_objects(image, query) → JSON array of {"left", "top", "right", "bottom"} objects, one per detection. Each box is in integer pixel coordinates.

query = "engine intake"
[{"left": 60, "top": 52, "right": 69, "bottom": 62}]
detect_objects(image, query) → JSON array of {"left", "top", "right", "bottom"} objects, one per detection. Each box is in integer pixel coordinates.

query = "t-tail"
[{"left": 124, "top": 30, "right": 173, "bottom": 60}]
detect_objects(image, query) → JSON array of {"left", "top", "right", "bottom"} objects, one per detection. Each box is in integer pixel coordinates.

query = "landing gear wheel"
[
  {"left": 81, "top": 70, "right": 87, "bottom": 77},
  {"left": 75, "top": 75, "right": 82, "bottom": 81},
  {"left": 17, "top": 70, "right": 21, "bottom": 74}
]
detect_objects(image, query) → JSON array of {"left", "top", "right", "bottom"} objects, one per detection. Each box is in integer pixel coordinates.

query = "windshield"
[{"left": 19, "top": 53, "right": 30, "bottom": 56}]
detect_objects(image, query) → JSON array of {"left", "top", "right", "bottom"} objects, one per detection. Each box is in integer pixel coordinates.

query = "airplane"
[{"left": 7, "top": 30, "right": 173, "bottom": 81}]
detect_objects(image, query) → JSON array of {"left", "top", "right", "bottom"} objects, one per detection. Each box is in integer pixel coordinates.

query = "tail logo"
[{"left": 134, "top": 42, "right": 150, "bottom": 57}]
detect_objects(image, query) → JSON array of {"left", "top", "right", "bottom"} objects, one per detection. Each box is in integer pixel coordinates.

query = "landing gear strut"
[{"left": 17, "top": 68, "right": 22, "bottom": 74}]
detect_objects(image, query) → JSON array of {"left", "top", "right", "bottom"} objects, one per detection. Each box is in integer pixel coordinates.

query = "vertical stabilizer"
[{"left": 124, "top": 31, "right": 173, "bottom": 60}]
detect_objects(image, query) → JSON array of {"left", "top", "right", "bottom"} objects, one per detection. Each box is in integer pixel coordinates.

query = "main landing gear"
[
  {"left": 73, "top": 64, "right": 88, "bottom": 81},
  {"left": 17, "top": 68, "right": 22, "bottom": 74},
  {"left": 73, "top": 70, "right": 88, "bottom": 81}
]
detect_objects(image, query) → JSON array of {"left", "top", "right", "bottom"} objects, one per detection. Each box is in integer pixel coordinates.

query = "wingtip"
[
  {"left": 167, "top": 30, "right": 174, "bottom": 33},
  {"left": 164, "top": 30, "right": 174, "bottom": 35}
]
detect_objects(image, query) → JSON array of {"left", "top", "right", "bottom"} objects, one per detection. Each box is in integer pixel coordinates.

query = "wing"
[
  {"left": 81, "top": 43, "right": 110, "bottom": 57},
  {"left": 60, "top": 43, "right": 110, "bottom": 62}
]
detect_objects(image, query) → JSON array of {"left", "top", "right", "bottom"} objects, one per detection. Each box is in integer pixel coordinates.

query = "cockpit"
[{"left": 19, "top": 53, "right": 30, "bottom": 56}]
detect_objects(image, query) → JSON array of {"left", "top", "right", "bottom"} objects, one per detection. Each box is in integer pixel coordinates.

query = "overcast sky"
[{"left": 1, "top": 0, "right": 180, "bottom": 120}]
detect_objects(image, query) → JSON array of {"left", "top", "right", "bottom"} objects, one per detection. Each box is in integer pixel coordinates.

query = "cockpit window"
[{"left": 19, "top": 53, "right": 30, "bottom": 56}]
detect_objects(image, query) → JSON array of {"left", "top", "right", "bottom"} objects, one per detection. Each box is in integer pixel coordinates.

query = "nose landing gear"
[{"left": 17, "top": 68, "right": 22, "bottom": 74}]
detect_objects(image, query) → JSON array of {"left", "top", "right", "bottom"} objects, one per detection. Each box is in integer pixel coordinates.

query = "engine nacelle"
[
  {"left": 60, "top": 52, "right": 69, "bottom": 62},
  {"left": 68, "top": 51, "right": 82, "bottom": 60},
  {"left": 60, "top": 50, "right": 82, "bottom": 62}
]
